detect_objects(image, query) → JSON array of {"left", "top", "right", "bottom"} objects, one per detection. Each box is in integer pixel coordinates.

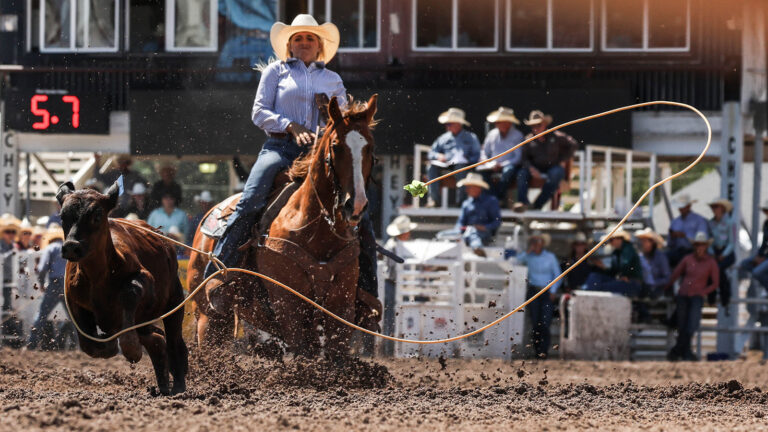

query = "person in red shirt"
[{"left": 666, "top": 231, "right": 719, "bottom": 361}]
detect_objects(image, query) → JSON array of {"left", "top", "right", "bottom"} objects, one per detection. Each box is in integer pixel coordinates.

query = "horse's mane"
[{"left": 288, "top": 98, "right": 377, "bottom": 182}]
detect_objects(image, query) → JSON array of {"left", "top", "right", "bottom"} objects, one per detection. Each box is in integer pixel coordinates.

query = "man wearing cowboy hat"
[
  {"left": 707, "top": 198, "right": 736, "bottom": 307},
  {"left": 0, "top": 214, "right": 21, "bottom": 342},
  {"left": 426, "top": 107, "right": 481, "bottom": 207},
  {"left": 514, "top": 110, "right": 578, "bottom": 211},
  {"left": 380, "top": 215, "right": 418, "bottom": 354},
  {"left": 188, "top": 190, "right": 215, "bottom": 244},
  {"left": 93, "top": 154, "right": 148, "bottom": 201},
  {"left": 584, "top": 228, "right": 643, "bottom": 297},
  {"left": 150, "top": 162, "right": 184, "bottom": 211},
  {"left": 667, "top": 193, "right": 708, "bottom": 267},
  {"left": 480, "top": 107, "right": 525, "bottom": 205},
  {"left": 453, "top": 173, "right": 501, "bottom": 257},
  {"left": 739, "top": 199, "right": 768, "bottom": 292},
  {"left": 516, "top": 230, "right": 561, "bottom": 359},
  {"left": 562, "top": 232, "right": 596, "bottom": 293},
  {"left": 27, "top": 224, "right": 67, "bottom": 350},
  {"left": 666, "top": 231, "right": 719, "bottom": 361},
  {"left": 636, "top": 227, "right": 671, "bottom": 299}
]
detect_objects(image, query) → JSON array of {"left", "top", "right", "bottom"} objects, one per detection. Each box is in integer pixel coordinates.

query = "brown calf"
[{"left": 57, "top": 181, "right": 188, "bottom": 395}]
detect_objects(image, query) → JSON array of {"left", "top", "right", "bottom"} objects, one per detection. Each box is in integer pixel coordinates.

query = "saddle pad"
[{"left": 200, "top": 193, "right": 242, "bottom": 239}]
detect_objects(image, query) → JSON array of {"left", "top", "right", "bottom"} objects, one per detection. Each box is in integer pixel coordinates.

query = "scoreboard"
[{"left": 4, "top": 89, "right": 110, "bottom": 134}]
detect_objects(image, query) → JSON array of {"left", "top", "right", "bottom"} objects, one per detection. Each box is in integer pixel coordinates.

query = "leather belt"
[{"left": 268, "top": 132, "right": 289, "bottom": 139}]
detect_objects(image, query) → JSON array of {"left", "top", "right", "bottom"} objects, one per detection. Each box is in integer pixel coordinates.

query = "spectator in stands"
[
  {"left": 381, "top": 215, "right": 418, "bottom": 355},
  {"left": 188, "top": 191, "right": 214, "bottom": 244},
  {"left": 667, "top": 194, "right": 708, "bottom": 267},
  {"left": 584, "top": 229, "right": 643, "bottom": 297},
  {"left": 479, "top": 107, "right": 524, "bottom": 206},
  {"left": 15, "top": 219, "right": 34, "bottom": 251},
  {"left": 46, "top": 203, "right": 62, "bottom": 228},
  {"left": 93, "top": 154, "right": 148, "bottom": 195},
  {"left": 636, "top": 227, "right": 671, "bottom": 298},
  {"left": 561, "top": 232, "right": 595, "bottom": 293},
  {"left": 517, "top": 230, "right": 561, "bottom": 359},
  {"left": 426, "top": 107, "right": 481, "bottom": 207},
  {"left": 150, "top": 163, "right": 183, "bottom": 211},
  {"left": 114, "top": 183, "right": 151, "bottom": 220},
  {"left": 167, "top": 226, "right": 188, "bottom": 259},
  {"left": 30, "top": 226, "right": 45, "bottom": 251},
  {"left": 739, "top": 200, "right": 768, "bottom": 292},
  {"left": 27, "top": 225, "right": 67, "bottom": 350},
  {"left": 666, "top": 231, "right": 719, "bottom": 361},
  {"left": 514, "top": 110, "right": 578, "bottom": 212},
  {"left": 147, "top": 192, "right": 189, "bottom": 236},
  {"left": 1, "top": 214, "right": 20, "bottom": 324},
  {"left": 454, "top": 173, "right": 501, "bottom": 257},
  {"left": 707, "top": 199, "right": 736, "bottom": 307}
]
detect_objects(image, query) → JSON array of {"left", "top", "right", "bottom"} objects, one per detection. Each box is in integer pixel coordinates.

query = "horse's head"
[
  {"left": 324, "top": 94, "right": 378, "bottom": 226},
  {"left": 56, "top": 181, "right": 119, "bottom": 261}
]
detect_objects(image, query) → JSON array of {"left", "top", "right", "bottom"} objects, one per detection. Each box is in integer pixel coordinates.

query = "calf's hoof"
[{"left": 172, "top": 380, "right": 187, "bottom": 395}]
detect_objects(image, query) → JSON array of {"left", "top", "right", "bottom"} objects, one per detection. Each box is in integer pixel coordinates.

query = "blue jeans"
[
  {"left": 739, "top": 256, "right": 768, "bottom": 290},
  {"left": 526, "top": 284, "right": 553, "bottom": 358},
  {"left": 462, "top": 226, "right": 493, "bottom": 249},
  {"left": 517, "top": 165, "right": 565, "bottom": 209},
  {"left": 482, "top": 164, "right": 522, "bottom": 204},
  {"left": 671, "top": 295, "right": 703, "bottom": 358},
  {"left": 584, "top": 272, "right": 642, "bottom": 297},
  {"left": 27, "top": 278, "right": 64, "bottom": 349},
  {"left": 427, "top": 163, "right": 468, "bottom": 205},
  {"left": 205, "top": 137, "right": 304, "bottom": 278}
]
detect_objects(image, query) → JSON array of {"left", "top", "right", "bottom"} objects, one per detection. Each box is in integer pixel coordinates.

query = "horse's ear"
[
  {"left": 56, "top": 181, "right": 76, "bottom": 205},
  {"left": 366, "top": 94, "right": 378, "bottom": 124},
  {"left": 105, "top": 181, "right": 120, "bottom": 210},
  {"left": 328, "top": 96, "right": 344, "bottom": 126}
]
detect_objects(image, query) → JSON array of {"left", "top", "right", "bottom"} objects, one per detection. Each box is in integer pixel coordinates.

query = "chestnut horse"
[{"left": 188, "top": 95, "right": 379, "bottom": 358}]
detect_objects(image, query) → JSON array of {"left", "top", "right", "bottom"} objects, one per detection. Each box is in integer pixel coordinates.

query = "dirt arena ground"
[{"left": 1, "top": 347, "right": 768, "bottom": 432}]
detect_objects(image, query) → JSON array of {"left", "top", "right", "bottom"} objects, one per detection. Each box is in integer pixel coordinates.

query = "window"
[
  {"left": 506, "top": 0, "right": 593, "bottom": 52},
  {"left": 413, "top": 0, "right": 498, "bottom": 51},
  {"left": 165, "top": 0, "right": 218, "bottom": 52},
  {"left": 283, "top": 0, "right": 380, "bottom": 52},
  {"left": 127, "top": 0, "right": 164, "bottom": 53},
  {"left": 602, "top": 0, "right": 690, "bottom": 51},
  {"left": 40, "top": 0, "right": 119, "bottom": 52}
]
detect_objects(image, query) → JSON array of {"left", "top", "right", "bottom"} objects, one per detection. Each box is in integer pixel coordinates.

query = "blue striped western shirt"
[
  {"left": 482, "top": 127, "right": 524, "bottom": 167},
  {"left": 251, "top": 58, "right": 347, "bottom": 134}
]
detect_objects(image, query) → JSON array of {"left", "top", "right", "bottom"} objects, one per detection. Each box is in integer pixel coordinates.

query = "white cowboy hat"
[
  {"left": 0, "top": 213, "right": 21, "bottom": 233},
  {"left": 386, "top": 215, "right": 418, "bottom": 237},
  {"left": 198, "top": 190, "right": 213, "bottom": 202},
  {"left": 635, "top": 227, "right": 666, "bottom": 248},
  {"left": 602, "top": 227, "right": 631, "bottom": 243},
  {"left": 43, "top": 224, "right": 65, "bottom": 243},
  {"left": 270, "top": 14, "right": 340, "bottom": 63},
  {"left": 124, "top": 213, "right": 140, "bottom": 221},
  {"left": 523, "top": 110, "right": 553, "bottom": 126},
  {"left": 486, "top": 106, "right": 520, "bottom": 125},
  {"left": 572, "top": 232, "right": 588, "bottom": 244},
  {"left": 456, "top": 173, "right": 489, "bottom": 190},
  {"left": 167, "top": 225, "right": 184, "bottom": 241},
  {"left": 529, "top": 230, "right": 551, "bottom": 247},
  {"left": 671, "top": 193, "right": 696, "bottom": 208},
  {"left": 438, "top": 107, "right": 471, "bottom": 126},
  {"left": 692, "top": 231, "right": 713, "bottom": 245},
  {"left": 131, "top": 182, "right": 147, "bottom": 195},
  {"left": 708, "top": 198, "right": 733, "bottom": 213}
]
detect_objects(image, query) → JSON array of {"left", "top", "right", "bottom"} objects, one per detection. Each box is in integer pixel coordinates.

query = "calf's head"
[{"left": 56, "top": 181, "right": 119, "bottom": 261}]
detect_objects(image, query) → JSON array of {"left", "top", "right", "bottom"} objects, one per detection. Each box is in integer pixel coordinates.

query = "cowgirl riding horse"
[{"left": 204, "top": 14, "right": 379, "bottom": 320}]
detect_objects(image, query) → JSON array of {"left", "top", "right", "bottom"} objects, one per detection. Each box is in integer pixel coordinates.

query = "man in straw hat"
[
  {"left": 738, "top": 199, "right": 768, "bottom": 293},
  {"left": 666, "top": 231, "right": 719, "bottom": 361},
  {"left": 707, "top": 198, "right": 735, "bottom": 307},
  {"left": 454, "top": 173, "right": 501, "bottom": 257},
  {"left": 667, "top": 193, "right": 708, "bottom": 267},
  {"left": 479, "top": 107, "right": 525, "bottom": 205},
  {"left": 27, "top": 224, "right": 67, "bottom": 350},
  {"left": 636, "top": 227, "right": 671, "bottom": 299},
  {"left": 561, "top": 232, "right": 596, "bottom": 293},
  {"left": 426, "top": 107, "right": 481, "bottom": 207},
  {"left": 380, "top": 215, "right": 418, "bottom": 354},
  {"left": 1, "top": 213, "right": 21, "bottom": 280},
  {"left": 514, "top": 110, "right": 578, "bottom": 212},
  {"left": 516, "top": 230, "right": 561, "bottom": 359},
  {"left": 584, "top": 228, "right": 643, "bottom": 297}
]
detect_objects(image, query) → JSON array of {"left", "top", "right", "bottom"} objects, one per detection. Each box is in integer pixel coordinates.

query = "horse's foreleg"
[{"left": 319, "top": 279, "right": 357, "bottom": 361}]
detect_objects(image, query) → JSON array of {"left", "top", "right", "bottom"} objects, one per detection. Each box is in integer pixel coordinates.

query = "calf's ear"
[
  {"left": 56, "top": 182, "right": 76, "bottom": 205},
  {"left": 106, "top": 181, "right": 120, "bottom": 210}
]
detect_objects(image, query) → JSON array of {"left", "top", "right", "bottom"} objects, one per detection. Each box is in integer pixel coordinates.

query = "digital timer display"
[{"left": 4, "top": 89, "right": 109, "bottom": 134}]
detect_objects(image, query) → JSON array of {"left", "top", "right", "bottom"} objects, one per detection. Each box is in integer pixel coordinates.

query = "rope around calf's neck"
[{"left": 63, "top": 101, "right": 712, "bottom": 345}]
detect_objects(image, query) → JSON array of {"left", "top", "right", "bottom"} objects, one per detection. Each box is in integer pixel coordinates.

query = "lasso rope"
[{"left": 64, "top": 101, "right": 711, "bottom": 346}]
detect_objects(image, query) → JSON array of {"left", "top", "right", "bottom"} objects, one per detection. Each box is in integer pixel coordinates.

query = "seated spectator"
[
  {"left": 708, "top": 198, "right": 736, "bottom": 307},
  {"left": 667, "top": 194, "right": 708, "bottom": 267},
  {"left": 636, "top": 228, "right": 671, "bottom": 298},
  {"left": 479, "top": 107, "right": 524, "bottom": 206},
  {"left": 150, "top": 163, "right": 183, "bottom": 210},
  {"left": 188, "top": 191, "right": 215, "bottom": 244},
  {"left": 454, "top": 173, "right": 501, "bottom": 257},
  {"left": 513, "top": 110, "right": 577, "bottom": 212},
  {"left": 115, "top": 183, "right": 151, "bottom": 220},
  {"left": 381, "top": 215, "right": 418, "bottom": 355},
  {"left": 15, "top": 219, "right": 34, "bottom": 251},
  {"left": 666, "top": 232, "right": 719, "bottom": 361},
  {"left": 426, "top": 107, "right": 481, "bottom": 207},
  {"left": 561, "top": 232, "right": 595, "bottom": 293},
  {"left": 516, "top": 230, "right": 561, "bottom": 359},
  {"left": 739, "top": 200, "right": 768, "bottom": 292},
  {"left": 147, "top": 192, "right": 189, "bottom": 235},
  {"left": 584, "top": 229, "right": 643, "bottom": 297},
  {"left": 27, "top": 225, "right": 66, "bottom": 350},
  {"left": 93, "top": 154, "right": 148, "bottom": 200}
]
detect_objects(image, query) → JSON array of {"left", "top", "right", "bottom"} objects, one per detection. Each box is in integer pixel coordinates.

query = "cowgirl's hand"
[{"left": 287, "top": 122, "right": 316, "bottom": 146}]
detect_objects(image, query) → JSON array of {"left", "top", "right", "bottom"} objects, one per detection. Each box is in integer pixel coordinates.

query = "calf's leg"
[
  {"left": 138, "top": 325, "right": 171, "bottom": 395},
  {"left": 117, "top": 279, "right": 144, "bottom": 363},
  {"left": 164, "top": 280, "right": 189, "bottom": 395},
  {"left": 71, "top": 305, "right": 118, "bottom": 358}
]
